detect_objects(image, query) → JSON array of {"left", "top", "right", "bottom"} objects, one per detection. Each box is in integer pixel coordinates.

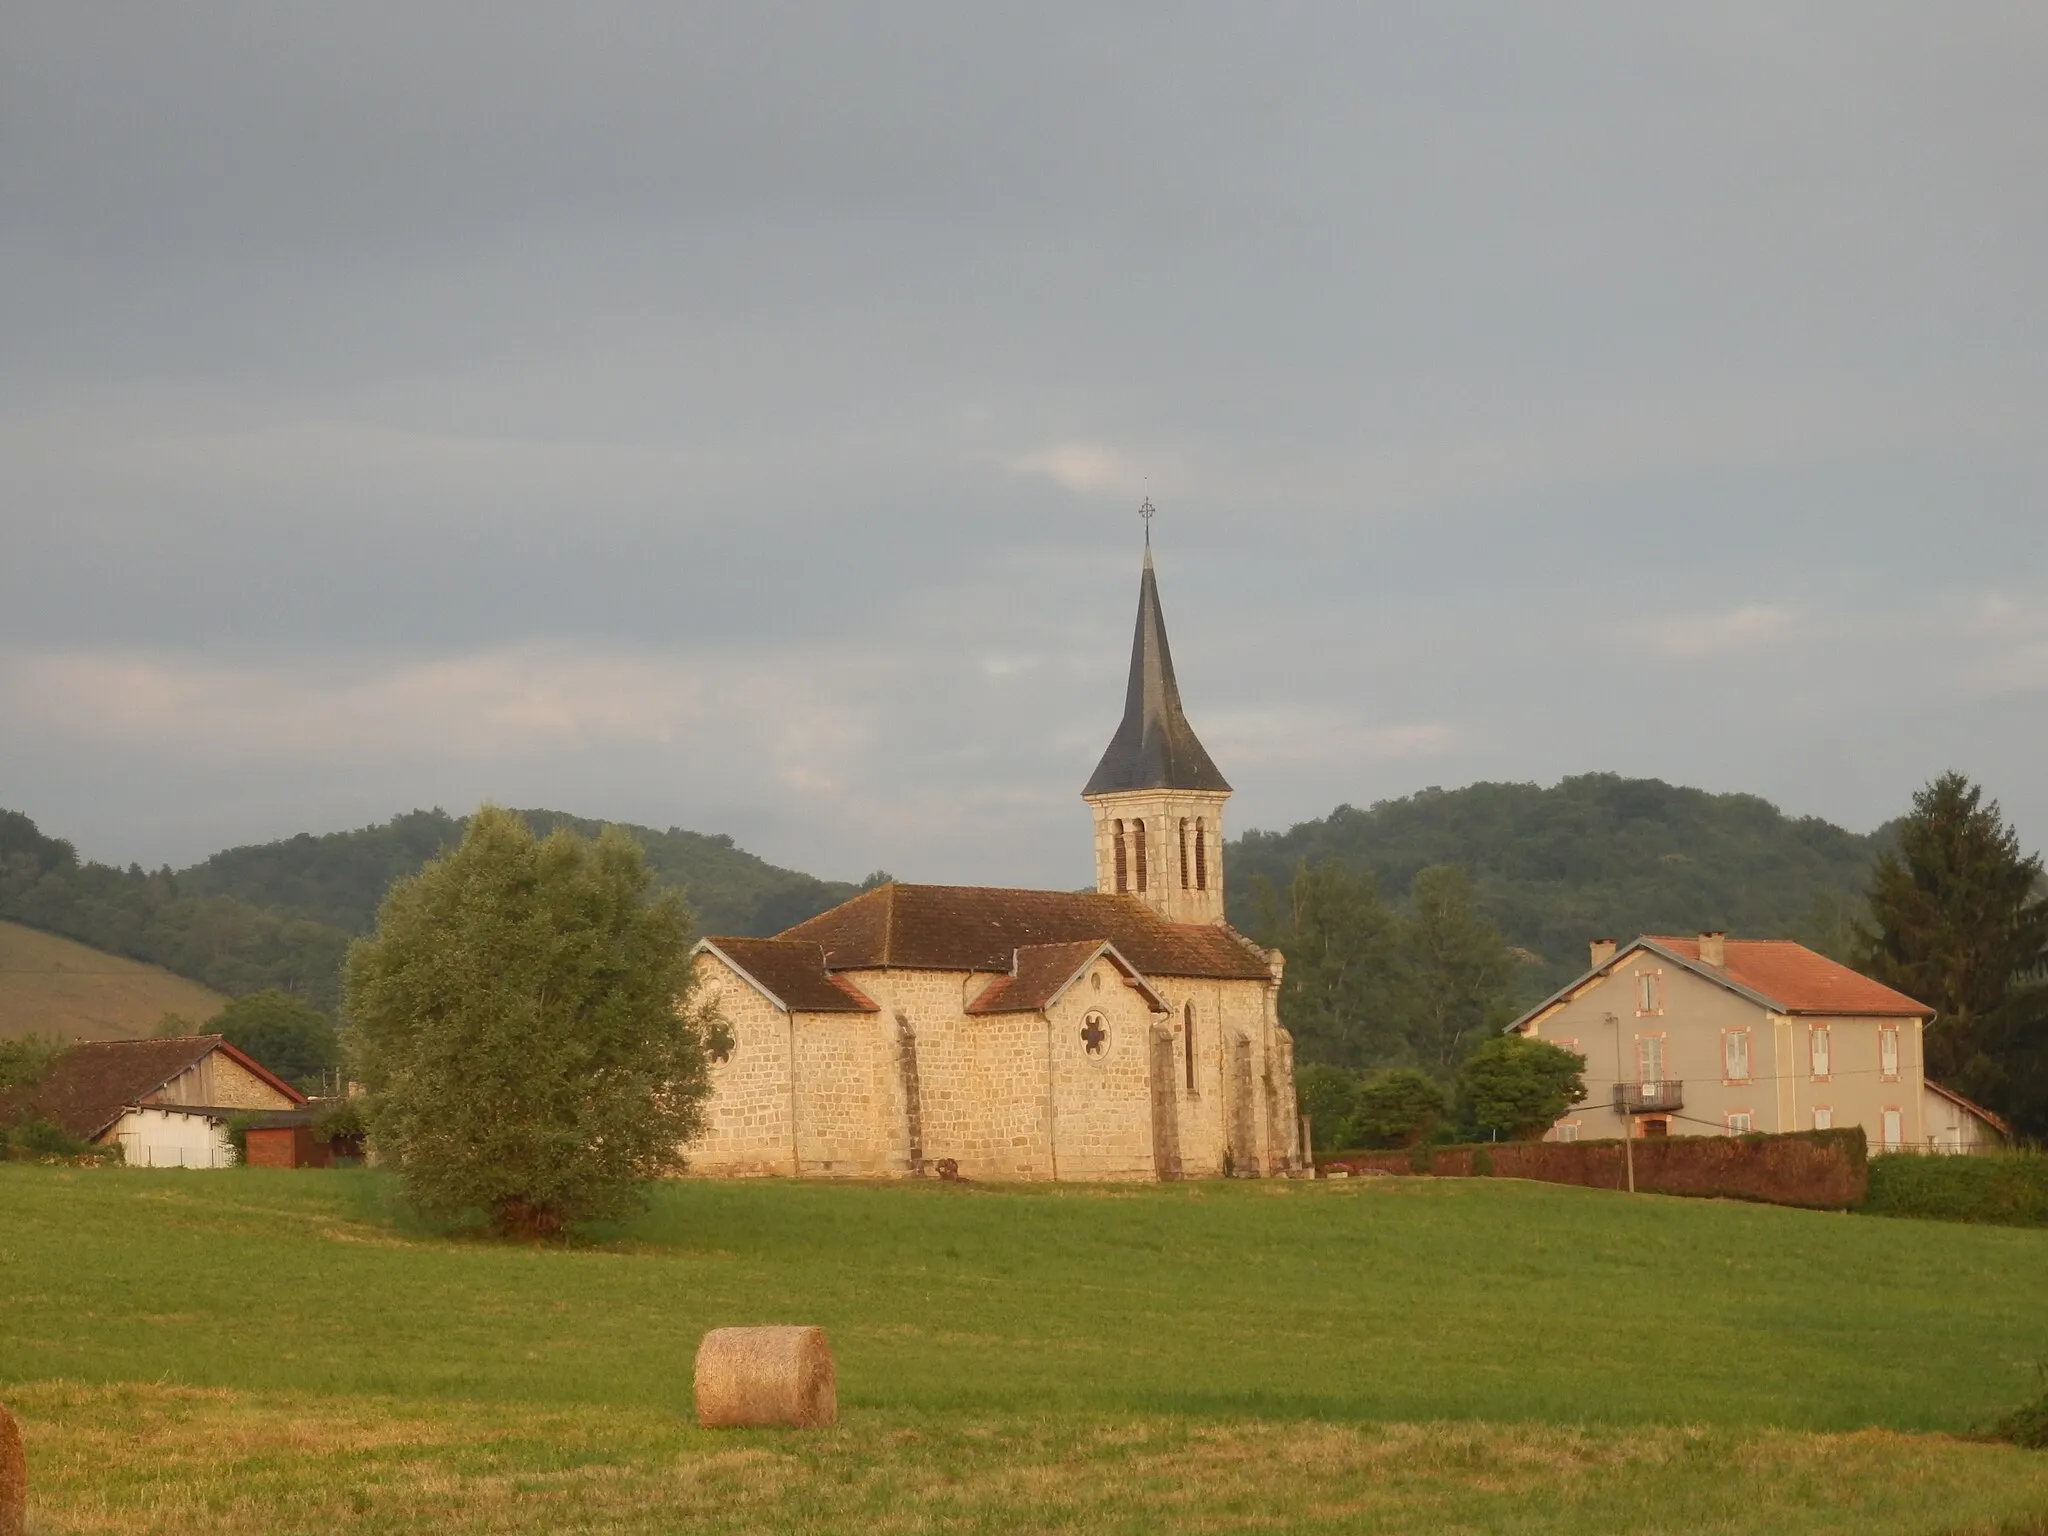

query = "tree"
[
  {"left": 1401, "top": 866, "right": 1520, "bottom": 1075},
  {"left": 343, "top": 807, "right": 726, "bottom": 1239},
  {"left": 1295, "top": 1064, "right": 1361, "bottom": 1152},
  {"left": 1855, "top": 772, "right": 2048, "bottom": 1123},
  {"left": 1353, "top": 1068, "right": 1447, "bottom": 1148},
  {"left": 161, "top": 989, "right": 341, "bottom": 1088},
  {"left": 1457, "top": 1036, "right": 1586, "bottom": 1141},
  {"left": 1258, "top": 861, "right": 1402, "bottom": 1068}
]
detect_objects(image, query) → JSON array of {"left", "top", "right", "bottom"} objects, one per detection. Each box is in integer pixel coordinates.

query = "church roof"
[
  {"left": 965, "top": 940, "right": 1170, "bottom": 1015},
  {"left": 1083, "top": 542, "right": 1231, "bottom": 796},
  {"left": 694, "top": 937, "right": 880, "bottom": 1013},
  {"left": 775, "top": 882, "right": 1271, "bottom": 980}
]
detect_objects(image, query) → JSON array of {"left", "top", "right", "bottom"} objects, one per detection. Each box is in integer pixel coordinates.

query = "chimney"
[
  {"left": 1588, "top": 938, "right": 1617, "bottom": 969},
  {"left": 1699, "top": 931, "right": 1726, "bottom": 967}
]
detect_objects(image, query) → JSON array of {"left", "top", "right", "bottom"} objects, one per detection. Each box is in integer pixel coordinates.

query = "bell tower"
[{"left": 1083, "top": 506, "right": 1231, "bottom": 925}]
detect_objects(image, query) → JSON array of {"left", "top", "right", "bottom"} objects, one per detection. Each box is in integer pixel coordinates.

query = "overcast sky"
[{"left": 3, "top": 4, "right": 2045, "bottom": 887}]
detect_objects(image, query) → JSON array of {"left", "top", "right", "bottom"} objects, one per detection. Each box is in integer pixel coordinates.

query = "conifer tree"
[{"left": 1856, "top": 772, "right": 2048, "bottom": 1124}]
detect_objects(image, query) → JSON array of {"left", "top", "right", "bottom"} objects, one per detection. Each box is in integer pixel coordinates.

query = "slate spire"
[{"left": 1083, "top": 528, "right": 1231, "bottom": 796}]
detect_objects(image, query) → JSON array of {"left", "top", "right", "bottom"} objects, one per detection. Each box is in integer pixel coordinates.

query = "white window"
[
  {"left": 1557, "top": 1122, "right": 1580, "bottom": 1143},
  {"left": 1723, "top": 1030, "right": 1750, "bottom": 1083},
  {"left": 1813, "top": 1106, "right": 1832, "bottom": 1131},
  {"left": 1727, "top": 1111, "right": 1753, "bottom": 1135},
  {"left": 1637, "top": 971, "right": 1662, "bottom": 1014},
  {"left": 1809, "top": 1026, "right": 1831, "bottom": 1079},
  {"left": 1880, "top": 1026, "right": 1900, "bottom": 1081},
  {"left": 1882, "top": 1107, "right": 1902, "bottom": 1151},
  {"left": 1636, "top": 1034, "right": 1665, "bottom": 1084}
]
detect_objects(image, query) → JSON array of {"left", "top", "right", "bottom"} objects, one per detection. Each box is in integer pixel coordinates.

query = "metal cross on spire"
[{"left": 1138, "top": 496, "right": 1155, "bottom": 546}]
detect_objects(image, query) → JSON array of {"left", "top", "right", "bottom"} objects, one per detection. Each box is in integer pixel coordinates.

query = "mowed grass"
[{"left": 3, "top": 1166, "right": 2047, "bottom": 1534}]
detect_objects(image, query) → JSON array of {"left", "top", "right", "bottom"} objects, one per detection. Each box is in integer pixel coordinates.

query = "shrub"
[
  {"left": 1988, "top": 1365, "right": 2048, "bottom": 1449},
  {"left": 1457, "top": 1036, "right": 1586, "bottom": 1140},
  {"left": 1295, "top": 1064, "right": 1362, "bottom": 1152},
  {"left": 1862, "top": 1150, "right": 2048, "bottom": 1228},
  {"left": 1353, "top": 1068, "right": 1447, "bottom": 1148},
  {"left": 4, "top": 1118, "right": 107, "bottom": 1162}
]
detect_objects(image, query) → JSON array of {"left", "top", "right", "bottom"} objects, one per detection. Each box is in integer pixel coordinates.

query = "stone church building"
[{"left": 686, "top": 537, "right": 1303, "bottom": 1181}]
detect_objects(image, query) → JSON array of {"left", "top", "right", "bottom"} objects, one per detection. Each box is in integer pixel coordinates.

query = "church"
[{"left": 686, "top": 530, "right": 1303, "bottom": 1181}]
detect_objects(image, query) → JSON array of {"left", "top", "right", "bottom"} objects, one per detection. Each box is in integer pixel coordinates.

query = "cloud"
[{"left": 1645, "top": 605, "right": 1799, "bottom": 660}]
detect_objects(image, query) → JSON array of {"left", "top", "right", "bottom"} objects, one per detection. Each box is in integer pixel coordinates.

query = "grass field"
[
  {"left": 3, "top": 1166, "right": 2046, "bottom": 1533},
  {"left": 0, "top": 921, "right": 226, "bottom": 1042}
]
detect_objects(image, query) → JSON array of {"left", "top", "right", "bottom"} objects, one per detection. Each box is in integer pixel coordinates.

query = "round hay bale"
[
  {"left": 694, "top": 1326, "right": 837, "bottom": 1429},
  {"left": 0, "top": 1402, "right": 23, "bottom": 1536}
]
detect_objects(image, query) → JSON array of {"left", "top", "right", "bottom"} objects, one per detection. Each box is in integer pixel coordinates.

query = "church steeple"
[
  {"left": 1083, "top": 509, "right": 1231, "bottom": 924},
  {"left": 1083, "top": 514, "right": 1231, "bottom": 797}
]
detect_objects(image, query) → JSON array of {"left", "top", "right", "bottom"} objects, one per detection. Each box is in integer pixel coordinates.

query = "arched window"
[
  {"left": 1183, "top": 1002, "right": 1196, "bottom": 1093},
  {"left": 1113, "top": 819, "right": 1128, "bottom": 893},
  {"left": 1178, "top": 819, "right": 1190, "bottom": 889},
  {"left": 1132, "top": 819, "right": 1147, "bottom": 891},
  {"left": 1194, "top": 819, "right": 1208, "bottom": 891}
]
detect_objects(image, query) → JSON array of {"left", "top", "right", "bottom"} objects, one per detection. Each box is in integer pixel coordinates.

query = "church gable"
[{"left": 966, "top": 940, "right": 1169, "bottom": 1016}]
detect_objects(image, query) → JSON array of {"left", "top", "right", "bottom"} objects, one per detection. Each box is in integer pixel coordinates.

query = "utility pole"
[{"left": 1607, "top": 1011, "right": 1635, "bottom": 1194}]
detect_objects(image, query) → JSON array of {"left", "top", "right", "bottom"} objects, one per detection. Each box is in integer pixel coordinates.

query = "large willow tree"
[{"left": 344, "top": 806, "right": 725, "bottom": 1238}]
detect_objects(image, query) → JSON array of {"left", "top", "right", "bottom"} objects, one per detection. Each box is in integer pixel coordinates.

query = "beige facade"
[
  {"left": 1085, "top": 789, "right": 1229, "bottom": 925},
  {"left": 1514, "top": 935, "right": 1941, "bottom": 1152},
  {"left": 687, "top": 936, "right": 1297, "bottom": 1182}
]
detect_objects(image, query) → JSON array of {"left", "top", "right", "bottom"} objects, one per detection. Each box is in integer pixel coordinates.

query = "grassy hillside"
[
  {"left": 2, "top": 1168, "right": 2046, "bottom": 1533},
  {"left": 0, "top": 921, "right": 227, "bottom": 1042},
  {"left": 1229, "top": 774, "right": 1885, "bottom": 987}
]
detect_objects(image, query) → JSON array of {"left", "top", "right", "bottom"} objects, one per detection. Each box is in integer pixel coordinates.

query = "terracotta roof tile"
[
  {"left": 1647, "top": 937, "right": 1931, "bottom": 1017},
  {"left": 697, "top": 937, "right": 879, "bottom": 1012},
  {"left": 965, "top": 940, "right": 1177, "bottom": 1016},
  {"left": 777, "top": 883, "right": 1270, "bottom": 981},
  {"left": 20, "top": 1036, "right": 277, "bottom": 1141}
]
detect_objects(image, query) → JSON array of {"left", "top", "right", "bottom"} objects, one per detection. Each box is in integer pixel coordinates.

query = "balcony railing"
[{"left": 1613, "top": 1080, "right": 1684, "bottom": 1114}]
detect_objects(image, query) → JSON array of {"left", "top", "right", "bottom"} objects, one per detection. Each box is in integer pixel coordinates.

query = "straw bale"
[
  {"left": 693, "top": 1326, "right": 837, "bottom": 1429},
  {"left": 0, "top": 1401, "right": 22, "bottom": 1536}
]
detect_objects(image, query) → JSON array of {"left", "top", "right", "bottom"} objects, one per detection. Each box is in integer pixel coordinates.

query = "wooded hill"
[
  {"left": 1225, "top": 774, "right": 1889, "bottom": 991},
  {"left": 0, "top": 807, "right": 860, "bottom": 1013},
  {"left": 4, "top": 774, "right": 1893, "bottom": 1018}
]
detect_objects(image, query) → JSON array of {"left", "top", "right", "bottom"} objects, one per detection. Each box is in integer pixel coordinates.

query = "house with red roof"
[
  {"left": 21, "top": 1034, "right": 304, "bottom": 1167},
  {"left": 1508, "top": 933, "right": 2006, "bottom": 1153},
  {"left": 684, "top": 532, "right": 1302, "bottom": 1182}
]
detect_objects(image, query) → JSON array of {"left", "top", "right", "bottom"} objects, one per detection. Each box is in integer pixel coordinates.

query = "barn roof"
[
  {"left": 776, "top": 883, "right": 1271, "bottom": 980},
  {"left": 21, "top": 1035, "right": 306, "bottom": 1141}
]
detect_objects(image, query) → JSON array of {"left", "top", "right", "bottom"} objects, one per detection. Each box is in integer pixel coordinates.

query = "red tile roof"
[
  {"left": 966, "top": 941, "right": 1168, "bottom": 1015},
  {"left": 776, "top": 883, "right": 1271, "bottom": 981},
  {"left": 1645, "top": 937, "right": 1931, "bottom": 1017},
  {"left": 697, "top": 938, "right": 879, "bottom": 1013},
  {"left": 21, "top": 1035, "right": 305, "bottom": 1142}
]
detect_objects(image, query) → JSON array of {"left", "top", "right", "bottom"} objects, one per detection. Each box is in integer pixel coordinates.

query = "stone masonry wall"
[
  {"left": 688, "top": 960, "right": 796, "bottom": 1175},
  {"left": 684, "top": 958, "right": 1299, "bottom": 1182}
]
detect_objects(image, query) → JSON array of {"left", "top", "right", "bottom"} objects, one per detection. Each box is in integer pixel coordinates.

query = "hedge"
[
  {"left": 1319, "top": 1127, "right": 1869, "bottom": 1210},
  {"left": 1861, "top": 1151, "right": 2048, "bottom": 1228}
]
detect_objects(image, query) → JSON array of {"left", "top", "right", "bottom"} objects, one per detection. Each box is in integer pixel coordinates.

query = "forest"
[{"left": 0, "top": 807, "right": 859, "bottom": 1013}]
